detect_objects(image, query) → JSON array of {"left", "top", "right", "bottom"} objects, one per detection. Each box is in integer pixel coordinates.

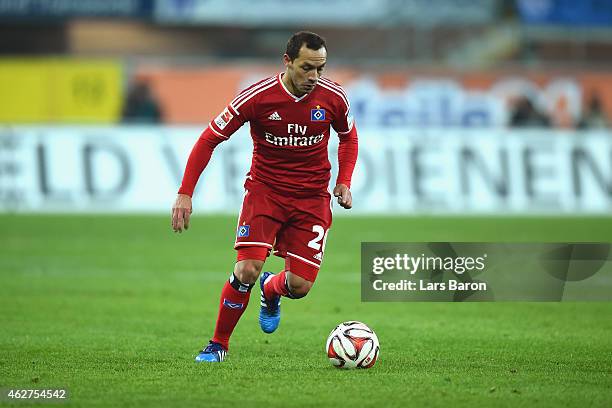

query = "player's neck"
[{"left": 281, "top": 71, "right": 306, "bottom": 97}]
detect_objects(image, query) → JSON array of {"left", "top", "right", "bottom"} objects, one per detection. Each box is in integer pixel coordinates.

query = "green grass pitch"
[{"left": 1, "top": 215, "right": 611, "bottom": 407}]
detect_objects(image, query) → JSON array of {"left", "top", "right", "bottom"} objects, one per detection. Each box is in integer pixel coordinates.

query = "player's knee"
[
  {"left": 287, "top": 278, "right": 313, "bottom": 299},
  {"left": 234, "top": 260, "right": 263, "bottom": 285}
]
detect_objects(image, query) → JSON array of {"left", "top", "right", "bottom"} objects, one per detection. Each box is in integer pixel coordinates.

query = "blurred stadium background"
[
  {"left": 0, "top": 0, "right": 611, "bottom": 215},
  {"left": 1, "top": 1, "right": 612, "bottom": 407}
]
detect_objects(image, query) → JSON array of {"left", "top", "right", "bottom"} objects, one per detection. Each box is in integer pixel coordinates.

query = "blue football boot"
[
  {"left": 195, "top": 341, "right": 226, "bottom": 363},
  {"left": 259, "top": 272, "right": 281, "bottom": 334}
]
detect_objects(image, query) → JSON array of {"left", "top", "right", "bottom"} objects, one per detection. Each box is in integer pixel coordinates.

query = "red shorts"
[{"left": 234, "top": 180, "right": 333, "bottom": 281}]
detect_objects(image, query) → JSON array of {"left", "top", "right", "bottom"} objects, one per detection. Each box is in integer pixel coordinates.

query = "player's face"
[{"left": 284, "top": 45, "right": 327, "bottom": 95}]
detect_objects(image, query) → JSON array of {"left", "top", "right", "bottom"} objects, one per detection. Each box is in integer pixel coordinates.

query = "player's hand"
[
  {"left": 172, "top": 194, "right": 193, "bottom": 233},
  {"left": 333, "top": 184, "right": 352, "bottom": 209}
]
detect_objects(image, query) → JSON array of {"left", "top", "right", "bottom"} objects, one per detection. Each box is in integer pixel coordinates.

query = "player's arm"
[
  {"left": 172, "top": 105, "right": 246, "bottom": 233},
  {"left": 334, "top": 124, "right": 358, "bottom": 209},
  {"left": 172, "top": 128, "right": 225, "bottom": 232},
  {"left": 332, "top": 98, "right": 358, "bottom": 210}
]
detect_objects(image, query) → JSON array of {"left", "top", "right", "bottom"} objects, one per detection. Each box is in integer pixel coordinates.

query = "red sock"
[
  {"left": 263, "top": 270, "right": 289, "bottom": 299},
  {"left": 211, "top": 276, "right": 251, "bottom": 350}
]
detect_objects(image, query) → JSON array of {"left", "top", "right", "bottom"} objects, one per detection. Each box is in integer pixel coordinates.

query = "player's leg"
[
  {"left": 258, "top": 256, "right": 317, "bottom": 333},
  {"left": 260, "top": 192, "right": 332, "bottom": 332},
  {"left": 285, "top": 270, "right": 314, "bottom": 297},
  {"left": 196, "top": 250, "right": 268, "bottom": 363},
  {"left": 196, "top": 184, "right": 284, "bottom": 362},
  {"left": 263, "top": 255, "right": 317, "bottom": 299},
  {"left": 210, "top": 250, "right": 267, "bottom": 348}
]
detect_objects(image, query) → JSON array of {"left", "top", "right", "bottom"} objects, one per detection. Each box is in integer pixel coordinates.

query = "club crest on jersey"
[
  {"left": 214, "top": 107, "right": 233, "bottom": 130},
  {"left": 237, "top": 225, "right": 250, "bottom": 238},
  {"left": 311, "top": 105, "right": 326, "bottom": 121}
]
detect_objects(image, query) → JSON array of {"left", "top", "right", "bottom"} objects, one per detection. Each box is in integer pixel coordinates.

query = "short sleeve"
[
  {"left": 332, "top": 105, "right": 355, "bottom": 135},
  {"left": 208, "top": 78, "right": 269, "bottom": 138},
  {"left": 327, "top": 81, "right": 354, "bottom": 135}
]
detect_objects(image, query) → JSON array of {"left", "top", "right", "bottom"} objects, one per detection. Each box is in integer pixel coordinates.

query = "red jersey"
[
  {"left": 178, "top": 73, "right": 358, "bottom": 198},
  {"left": 209, "top": 73, "right": 354, "bottom": 193}
]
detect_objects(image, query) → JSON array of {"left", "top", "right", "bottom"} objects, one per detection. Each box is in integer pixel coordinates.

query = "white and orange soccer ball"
[{"left": 326, "top": 321, "right": 380, "bottom": 369}]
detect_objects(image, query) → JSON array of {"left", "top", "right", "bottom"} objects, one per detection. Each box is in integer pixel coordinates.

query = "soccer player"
[{"left": 171, "top": 31, "right": 358, "bottom": 362}]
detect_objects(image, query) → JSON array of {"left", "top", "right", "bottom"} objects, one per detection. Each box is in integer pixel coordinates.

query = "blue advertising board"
[
  {"left": 517, "top": 0, "right": 612, "bottom": 26},
  {"left": 0, "top": 0, "right": 154, "bottom": 19}
]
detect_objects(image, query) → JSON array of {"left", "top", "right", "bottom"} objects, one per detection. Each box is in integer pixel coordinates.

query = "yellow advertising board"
[{"left": 0, "top": 59, "right": 122, "bottom": 123}]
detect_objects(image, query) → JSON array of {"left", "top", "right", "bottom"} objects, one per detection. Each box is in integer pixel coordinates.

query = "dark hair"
[{"left": 285, "top": 31, "right": 326, "bottom": 61}]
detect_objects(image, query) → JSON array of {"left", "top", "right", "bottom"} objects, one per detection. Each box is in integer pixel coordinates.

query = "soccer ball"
[{"left": 326, "top": 321, "right": 379, "bottom": 369}]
